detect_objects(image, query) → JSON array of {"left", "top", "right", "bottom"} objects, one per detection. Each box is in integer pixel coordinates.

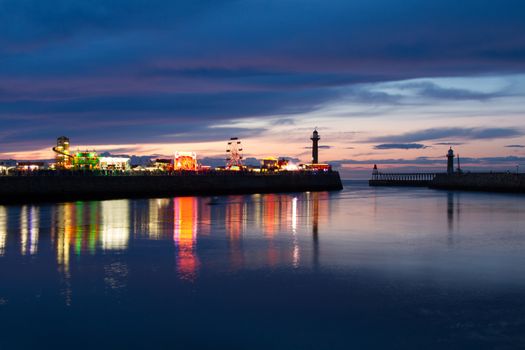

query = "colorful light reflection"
[
  {"left": 0, "top": 207, "right": 6, "bottom": 256},
  {"left": 174, "top": 197, "right": 199, "bottom": 281}
]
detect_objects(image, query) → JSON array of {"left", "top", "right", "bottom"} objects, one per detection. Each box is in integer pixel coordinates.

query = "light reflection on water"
[
  {"left": 19, "top": 206, "right": 39, "bottom": 256},
  {"left": 1, "top": 181, "right": 525, "bottom": 348},
  {"left": 3, "top": 187, "right": 524, "bottom": 280},
  {"left": 101, "top": 200, "right": 130, "bottom": 251},
  {"left": 174, "top": 197, "right": 199, "bottom": 281},
  {"left": 0, "top": 206, "right": 6, "bottom": 255},
  {"left": 0, "top": 191, "right": 330, "bottom": 295}
]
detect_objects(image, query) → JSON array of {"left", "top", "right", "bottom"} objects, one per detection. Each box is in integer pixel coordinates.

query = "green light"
[
  {"left": 89, "top": 202, "right": 97, "bottom": 254},
  {"left": 76, "top": 202, "right": 83, "bottom": 256}
]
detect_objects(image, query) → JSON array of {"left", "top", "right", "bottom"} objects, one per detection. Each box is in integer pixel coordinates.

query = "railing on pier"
[
  {"left": 369, "top": 172, "right": 443, "bottom": 187},
  {"left": 371, "top": 172, "right": 438, "bottom": 181}
]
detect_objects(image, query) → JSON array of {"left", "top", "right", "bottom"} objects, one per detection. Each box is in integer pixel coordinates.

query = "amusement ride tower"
[
  {"left": 54, "top": 136, "right": 72, "bottom": 169},
  {"left": 226, "top": 137, "right": 243, "bottom": 169}
]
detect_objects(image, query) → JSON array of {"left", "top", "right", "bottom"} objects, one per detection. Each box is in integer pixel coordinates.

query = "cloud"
[
  {"left": 374, "top": 143, "right": 427, "bottom": 150},
  {"left": 304, "top": 145, "right": 332, "bottom": 149},
  {"left": 392, "top": 81, "right": 509, "bottom": 101},
  {"left": 0, "top": 89, "right": 335, "bottom": 152},
  {"left": 434, "top": 142, "right": 464, "bottom": 146},
  {"left": 329, "top": 156, "right": 525, "bottom": 167},
  {"left": 0, "top": 0, "right": 524, "bottom": 155},
  {"left": 271, "top": 118, "right": 296, "bottom": 126},
  {"left": 160, "top": 127, "right": 267, "bottom": 143},
  {"left": 0, "top": 0, "right": 232, "bottom": 50},
  {"left": 2, "top": 0, "right": 525, "bottom": 82},
  {"left": 505, "top": 144, "right": 525, "bottom": 148},
  {"left": 368, "top": 127, "right": 523, "bottom": 143}
]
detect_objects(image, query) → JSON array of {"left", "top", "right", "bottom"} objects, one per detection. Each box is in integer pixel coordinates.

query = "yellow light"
[{"left": 284, "top": 164, "right": 299, "bottom": 171}]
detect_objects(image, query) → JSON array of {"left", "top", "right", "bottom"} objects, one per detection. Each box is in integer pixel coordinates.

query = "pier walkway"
[{"left": 369, "top": 172, "right": 440, "bottom": 187}]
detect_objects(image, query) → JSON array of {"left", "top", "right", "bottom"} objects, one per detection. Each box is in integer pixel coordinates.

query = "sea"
[{"left": 0, "top": 180, "right": 524, "bottom": 349}]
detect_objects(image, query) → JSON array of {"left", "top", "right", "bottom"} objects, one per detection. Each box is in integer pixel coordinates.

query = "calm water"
[{"left": 1, "top": 180, "right": 525, "bottom": 349}]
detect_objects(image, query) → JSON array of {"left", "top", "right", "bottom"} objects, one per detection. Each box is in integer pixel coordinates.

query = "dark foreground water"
[{"left": 1, "top": 180, "right": 525, "bottom": 349}]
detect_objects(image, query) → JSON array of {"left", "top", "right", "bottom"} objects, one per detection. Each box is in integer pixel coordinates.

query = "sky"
[{"left": 1, "top": 0, "right": 525, "bottom": 178}]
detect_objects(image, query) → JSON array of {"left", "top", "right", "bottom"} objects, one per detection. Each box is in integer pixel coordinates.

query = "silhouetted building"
[
  {"left": 447, "top": 147, "right": 455, "bottom": 175},
  {"left": 310, "top": 129, "right": 320, "bottom": 164}
]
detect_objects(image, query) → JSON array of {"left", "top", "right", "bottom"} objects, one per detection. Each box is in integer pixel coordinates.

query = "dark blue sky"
[{"left": 1, "top": 0, "right": 524, "bottom": 171}]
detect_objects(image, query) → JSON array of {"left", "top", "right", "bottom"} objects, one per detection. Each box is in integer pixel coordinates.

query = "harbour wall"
[
  {"left": 430, "top": 173, "right": 525, "bottom": 193},
  {"left": 0, "top": 171, "right": 343, "bottom": 203}
]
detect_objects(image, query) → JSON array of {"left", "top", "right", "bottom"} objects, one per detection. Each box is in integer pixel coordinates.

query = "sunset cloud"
[
  {"left": 374, "top": 143, "right": 427, "bottom": 150},
  {"left": 368, "top": 128, "right": 523, "bottom": 143},
  {"left": 0, "top": 0, "right": 524, "bottom": 172}
]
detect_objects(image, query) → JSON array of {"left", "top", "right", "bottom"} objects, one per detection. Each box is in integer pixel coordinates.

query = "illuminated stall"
[
  {"left": 261, "top": 157, "right": 279, "bottom": 171},
  {"left": 72, "top": 152, "right": 99, "bottom": 170},
  {"left": 99, "top": 157, "right": 131, "bottom": 171},
  {"left": 16, "top": 162, "right": 45, "bottom": 171},
  {"left": 0, "top": 164, "right": 9, "bottom": 175},
  {"left": 174, "top": 152, "right": 197, "bottom": 171},
  {"left": 300, "top": 163, "right": 331, "bottom": 172},
  {"left": 153, "top": 159, "right": 173, "bottom": 171}
]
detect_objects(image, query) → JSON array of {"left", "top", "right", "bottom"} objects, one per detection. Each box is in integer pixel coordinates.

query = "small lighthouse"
[
  {"left": 447, "top": 147, "right": 455, "bottom": 175},
  {"left": 372, "top": 164, "right": 379, "bottom": 179},
  {"left": 310, "top": 129, "right": 320, "bottom": 164}
]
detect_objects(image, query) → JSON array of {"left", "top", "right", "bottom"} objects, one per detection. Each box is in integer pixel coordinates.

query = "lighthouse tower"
[
  {"left": 372, "top": 164, "right": 379, "bottom": 179},
  {"left": 310, "top": 129, "right": 320, "bottom": 164},
  {"left": 447, "top": 147, "right": 455, "bottom": 175}
]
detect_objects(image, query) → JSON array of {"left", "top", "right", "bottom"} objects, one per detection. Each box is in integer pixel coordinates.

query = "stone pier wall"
[
  {"left": 430, "top": 173, "right": 525, "bottom": 192},
  {"left": 0, "top": 171, "right": 343, "bottom": 203}
]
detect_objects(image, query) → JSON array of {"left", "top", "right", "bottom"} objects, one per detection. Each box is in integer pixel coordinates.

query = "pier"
[
  {"left": 0, "top": 171, "right": 343, "bottom": 204},
  {"left": 369, "top": 172, "right": 439, "bottom": 187},
  {"left": 431, "top": 173, "right": 525, "bottom": 193},
  {"left": 368, "top": 148, "right": 525, "bottom": 193},
  {"left": 369, "top": 164, "right": 439, "bottom": 186}
]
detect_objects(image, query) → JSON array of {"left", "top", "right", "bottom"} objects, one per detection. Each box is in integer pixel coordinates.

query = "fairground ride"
[{"left": 226, "top": 137, "right": 243, "bottom": 169}]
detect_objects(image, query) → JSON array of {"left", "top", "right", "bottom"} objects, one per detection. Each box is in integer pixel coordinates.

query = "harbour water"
[{"left": 1, "top": 180, "right": 524, "bottom": 349}]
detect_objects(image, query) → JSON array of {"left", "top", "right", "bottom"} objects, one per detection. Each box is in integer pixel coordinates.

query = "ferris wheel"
[{"left": 226, "top": 137, "right": 243, "bottom": 168}]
